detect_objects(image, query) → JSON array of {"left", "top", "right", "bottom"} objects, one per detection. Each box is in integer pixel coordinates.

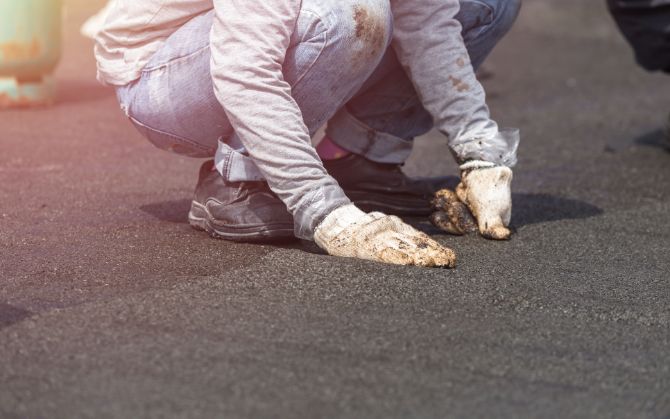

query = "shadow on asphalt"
[
  {"left": 0, "top": 303, "right": 32, "bottom": 330},
  {"left": 409, "top": 193, "right": 603, "bottom": 236},
  {"left": 605, "top": 129, "right": 670, "bottom": 153},
  {"left": 138, "top": 193, "right": 603, "bottom": 236},
  {"left": 56, "top": 79, "right": 115, "bottom": 105},
  {"left": 140, "top": 198, "right": 314, "bottom": 252},
  {"left": 512, "top": 193, "right": 603, "bottom": 228},
  {"left": 140, "top": 199, "right": 192, "bottom": 224},
  {"left": 634, "top": 129, "right": 670, "bottom": 151},
  {"left": 414, "top": 175, "right": 460, "bottom": 191}
]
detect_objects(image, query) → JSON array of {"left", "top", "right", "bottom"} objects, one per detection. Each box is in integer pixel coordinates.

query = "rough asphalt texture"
[{"left": 1, "top": 1, "right": 669, "bottom": 418}]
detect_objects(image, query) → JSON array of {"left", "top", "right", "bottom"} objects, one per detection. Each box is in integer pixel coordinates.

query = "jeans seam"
[
  {"left": 344, "top": 105, "right": 408, "bottom": 144},
  {"left": 611, "top": 0, "right": 670, "bottom": 7},
  {"left": 457, "top": 0, "right": 496, "bottom": 42},
  {"left": 291, "top": 8, "right": 329, "bottom": 87},
  {"left": 460, "top": 0, "right": 495, "bottom": 23},
  {"left": 141, "top": 44, "right": 211, "bottom": 73},
  {"left": 224, "top": 152, "right": 234, "bottom": 180},
  {"left": 129, "top": 116, "right": 213, "bottom": 153}
]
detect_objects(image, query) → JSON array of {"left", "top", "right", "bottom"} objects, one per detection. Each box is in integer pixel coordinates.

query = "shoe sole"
[
  {"left": 344, "top": 190, "right": 433, "bottom": 216},
  {"left": 188, "top": 201, "right": 296, "bottom": 243}
]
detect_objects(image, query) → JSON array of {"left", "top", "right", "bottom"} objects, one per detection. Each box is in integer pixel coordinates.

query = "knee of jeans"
[
  {"left": 327, "top": 0, "right": 393, "bottom": 70},
  {"left": 493, "top": 0, "right": 521, "bottom": 34}
]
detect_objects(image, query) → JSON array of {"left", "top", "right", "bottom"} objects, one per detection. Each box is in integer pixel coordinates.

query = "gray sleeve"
[
  {"left": 390, "top": 0, "right": 517, "bottom": 167},
  {"left": 209, "top": 0, "right": 350, "bottom": 239}
]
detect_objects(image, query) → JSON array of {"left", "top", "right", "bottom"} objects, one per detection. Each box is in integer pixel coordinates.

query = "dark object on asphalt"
[
  {"left": 607, "top": 0, "right": 670, "bottom": 72},
  {"left": 476, "top": 63, "right": 495, "bottom": 80},
  {"left": 608, "top": 1, "right": 670, "bottom": 151},
  {"left": 323, "top": 154, "right": 433, "bottom": 216},
  {"left": 430, "top": 188, "right": 478, "bottom": 235},
  {"left": 188, "top": 160, "right": 295, "bottom": 242}
]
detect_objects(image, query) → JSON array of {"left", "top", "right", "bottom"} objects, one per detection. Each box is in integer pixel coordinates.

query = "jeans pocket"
[
  {"left": 455, "top": 0, "right": 495, "bottom": 34},
  {"left": 129, "top": 116, "right": 213, "bottom": 158}
]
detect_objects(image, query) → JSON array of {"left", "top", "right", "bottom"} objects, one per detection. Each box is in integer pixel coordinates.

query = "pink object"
[{"left": 316, "top": 136, "right": 351, "bottom": 160}]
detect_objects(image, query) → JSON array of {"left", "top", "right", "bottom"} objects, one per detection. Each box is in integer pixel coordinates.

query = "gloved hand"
[
  {"left": 314, "top": 204, "right": 456, "bottom": 268},
  {"left": 431, "top": 161, "right": 513, "bottom": 240}
]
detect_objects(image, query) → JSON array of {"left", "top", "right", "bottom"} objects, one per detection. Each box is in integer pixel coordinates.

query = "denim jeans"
[{"left": 116, "top": 0, "right": 520, "bottom": 237}]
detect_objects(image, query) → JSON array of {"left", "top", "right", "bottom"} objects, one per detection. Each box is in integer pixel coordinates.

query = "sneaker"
[
  {"left": 188, "top": 161, "right": 296, "bottom": 242},
  {"left": 322, "top": 154, "right": 434, "bottom": 216}
]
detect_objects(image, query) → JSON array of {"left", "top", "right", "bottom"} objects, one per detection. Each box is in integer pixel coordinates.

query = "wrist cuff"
[
  {"left": 314, "top": 204, "right": 366, "bottom": 248},
  {"left": 459, "top": 160, "right": 497, "bottom": 171}
]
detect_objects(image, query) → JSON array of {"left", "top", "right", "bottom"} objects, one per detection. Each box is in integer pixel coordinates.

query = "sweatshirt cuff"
[
  {"left": 451, "top": 127, "right": 520, "bottom": 168},
  {"left": 292, "top": 184, "right": 352, "bottom": 241}
]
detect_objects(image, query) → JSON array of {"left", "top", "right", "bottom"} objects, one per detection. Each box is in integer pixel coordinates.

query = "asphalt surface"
[{"left": 1, "top": 1, "right": 669, "bottom": 418}]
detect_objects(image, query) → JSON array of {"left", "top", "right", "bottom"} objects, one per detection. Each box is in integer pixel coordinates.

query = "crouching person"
[{"left": 95, "top": 0, "right": 520, "bottom": 268}]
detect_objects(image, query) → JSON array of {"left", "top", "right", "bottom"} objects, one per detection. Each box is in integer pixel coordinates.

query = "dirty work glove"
[
  {"left": 431, "top": 161, "right": 513, "bottom": 240},
  {"left": 314, "top": 204, "right": 456, "bottom": 268},
  {"left": 430, "top": 189, "right": 478, "bottom": 236},
  {"left": 456, "top": 161, "right": 513, "bottom": 240}
]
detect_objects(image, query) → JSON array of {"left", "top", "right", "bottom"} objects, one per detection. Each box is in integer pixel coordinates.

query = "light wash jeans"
[{"left": 116, "top": 0, "right": 520, "bottom": 238}]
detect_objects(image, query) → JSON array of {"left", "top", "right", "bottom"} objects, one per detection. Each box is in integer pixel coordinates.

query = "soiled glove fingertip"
[
  {"left": 456, "top": 186, "right": 468, "bottom": 206},
  {"left": 430, "top": 211, "right": 464, "bottom": 235},
  {"left": 435, "top": 250, "right": 457, "bottom": 268},
  {"left": 446, "top": 203, "right": 478, "bottom": 234},
  {"left": 410, "top": 236, "right": 457, "bottom": 268},
  {"left": 481, "top": 225, "right": 512, "bottom": 241}
]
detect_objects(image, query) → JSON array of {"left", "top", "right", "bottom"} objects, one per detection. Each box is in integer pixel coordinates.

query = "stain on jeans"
[{"left": 352, "top": 5, "right": 386, "bottom": 68}]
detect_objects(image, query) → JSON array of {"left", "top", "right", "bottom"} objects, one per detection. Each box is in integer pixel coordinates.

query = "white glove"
[
  {"left": 455, "top": 161, "right": 513, "bottom": 240},
  {"left": 314, "top": 204, "right": 456, "bottom": 268}
]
